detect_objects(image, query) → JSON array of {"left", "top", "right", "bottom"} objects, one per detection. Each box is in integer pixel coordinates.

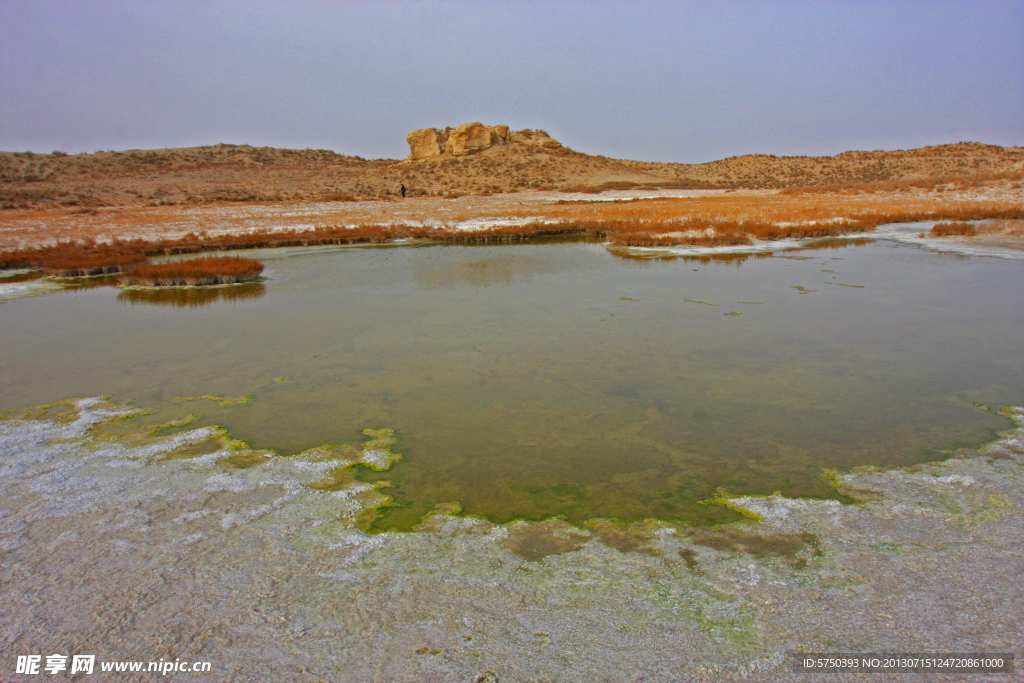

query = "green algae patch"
[
  {"left": 0, "top": 398, "right": 88, "bottom": 423},
  {"left": 365, "top": 449, "right": 751, "bottom": 532},
  {"left": 789, "top": 285, "right": 816, "bottom": 294},
  {"left": 173, "top": 394, "right": 252, "bottom": 407},
  {"left": 618, "top": 297, "right": 638, "bottom": 301},
  {"left": 1, "top": 397, "right": 266, "bottom": 467},
  {"left": 153, "top": 439, "right": 227, "bottom": 462},
  {"left": 358, "top": 428, "right": 401, "bottom": 470},
  {"left": 304, "top": 428, "right": 404, "bottom": 528},
  {"left": 962, "top": 493, "right": 1012, "bottom": 524},
  {"left": 154, "top": 413, "right": 200, "bottom": 429},
  {"left": 723, "top": 311, "right": 742, "bottom": 317},
  {"left": 216, "top": 451, "right": 274, "bottom": 470},
  {"left": 702, "top": 492, "right": 765, "bottom": 521},
  {"left": 737, "top": 301, "right": 762, "bottom": 305},
  {"left": 684, "top": 299, "right": 719, "bottom": 306},
  {"left": 365, "top": 456, "right": 749, "bottom": 532},
  {"left": 152, "top": 427, "right": 264, "bottom": 463},
  {"left": 366, "top": 498, "right": 439, "bottom": 532}
]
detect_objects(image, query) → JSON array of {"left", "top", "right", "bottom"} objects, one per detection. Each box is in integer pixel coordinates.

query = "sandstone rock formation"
[
  {"left": 406, "top": 128, "right": 446, "bottom": 160},
  {"left": 491, "top": 125, "right": 512, "bottom": 143},
  {"left": 405, "top": 123, "right": 561, "bottom": 160},
  {"left": 443, "top": 122, "right": 494, "bottom": 156},
  {"left": 511, "top": 128, "right": 562, "bottom": 150}
]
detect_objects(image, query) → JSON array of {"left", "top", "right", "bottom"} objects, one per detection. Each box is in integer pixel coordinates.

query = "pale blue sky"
[{"left": 1, "top": 0, "right": 1021, "bottom": 162}]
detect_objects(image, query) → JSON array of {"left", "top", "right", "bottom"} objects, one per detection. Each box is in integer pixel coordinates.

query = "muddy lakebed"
[{"left": 1, "top": 227, "right": 1022, "bottom": 681}]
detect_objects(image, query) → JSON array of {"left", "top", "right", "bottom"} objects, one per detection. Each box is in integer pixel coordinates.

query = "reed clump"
[
  {"left": 43, "top": 253, "right": 147, "bottom": 276},
  {"left": 0, "top": 239, "right": 154, "bottom": 271},
  {"left": 119, "top": 256, "right": 264, "bottom": 287},
  {"left": 930, "top": 222, "right": 977, "bottom": 237}
]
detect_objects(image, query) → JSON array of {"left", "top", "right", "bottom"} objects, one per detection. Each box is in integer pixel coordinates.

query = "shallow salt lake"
[{"left": 1, "top": 237, "right": 1021, "bottom": 531}]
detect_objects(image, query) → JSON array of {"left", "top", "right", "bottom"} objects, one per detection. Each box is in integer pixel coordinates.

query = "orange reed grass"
[
  {"left": 119, "top": 256, "right": 264, "bottom": 287},
  {"left": 42, "top": 253, "right": 148, "bottom": 276},
  {"left": 1, "top": 198, "right": 1020, "bottom": 268},
  {"left": 930, "top": 222, "right": 977, "bottom": 237}
]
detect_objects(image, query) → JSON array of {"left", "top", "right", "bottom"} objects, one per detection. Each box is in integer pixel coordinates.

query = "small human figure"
[{"left": 400, "top": 184, "right": 406, "bottom": 198}]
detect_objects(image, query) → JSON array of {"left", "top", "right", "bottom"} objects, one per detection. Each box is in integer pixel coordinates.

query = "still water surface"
[{"left": 1, "top": 239, "right": 1021, "bottom": 530}]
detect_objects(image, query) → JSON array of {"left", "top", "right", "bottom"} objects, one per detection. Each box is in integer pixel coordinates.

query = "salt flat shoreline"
[
  {"left": 0, "top": 182, "right": 1020, "bottom": 250},
  {"left": 0, "top": 397, "right": 1020, "bottom": 682}
]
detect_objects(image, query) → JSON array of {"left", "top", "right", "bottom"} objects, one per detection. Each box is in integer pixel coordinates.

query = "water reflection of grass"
[
  {"left": 607, "top": 236, "right": 876, "bottom": 264},
  {"left": 54, "top": 273, "right": 121, "bottom": 290},
  {"left": 783, "top": 236, "right": 874, "bottom": 251},
  {"left": 607, "top": 249, "right": 773, "bottom": 264},
  {"left": 117, "top": 282, "right": 265, "bottom": 307}
]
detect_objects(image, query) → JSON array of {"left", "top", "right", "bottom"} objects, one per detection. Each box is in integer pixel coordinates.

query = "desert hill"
[{"left": 1, "top": 124, "right": 1021, "bottom": 210}]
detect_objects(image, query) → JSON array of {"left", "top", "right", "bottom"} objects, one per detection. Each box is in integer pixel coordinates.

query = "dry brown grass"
[
  {"left": 119, "top": 256, "right": 264, "bottom": 287},
  {"left": 519, "top": 195, "right": 1024, "bottom": 246},
  {"left": 927, "top": 218, "right": 1024, "bottom": 238},
  {"left": 318, "top": 193, "right": 359, "bottom": 202},
  {"left": 981, "top": 219, "right": 1024, "bottom": 237},
  {"left": 930, "top": 222, "right": 977, "bottom": 237},
  {"left": 2, "top": 141, "right": 1021, "bottom": 209},
  {"left": 558, "top": 180, "right": 718, "bottom": 194},
  {"left": 536, "top": 194, "right": 1023, "bottom": 227},
  {"left": 1, "top": 169, "right": 1020, "bottom": 268},
  {"left": 43, "top": 253, "right": 147, "bottom": 276},
  {"left": 780, "top": 170, "right": 1024, "bottom": 195},
  {"left": 1, "top": 238, "right": 152, "bottom": 269},
  {"left": 2, "top": 195, "right": 1020, "bottom": 263}
]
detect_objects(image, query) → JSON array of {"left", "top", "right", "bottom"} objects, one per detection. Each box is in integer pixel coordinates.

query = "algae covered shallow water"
[{"left": 0, "top": 237, "right": 1021, "bottom": 530}]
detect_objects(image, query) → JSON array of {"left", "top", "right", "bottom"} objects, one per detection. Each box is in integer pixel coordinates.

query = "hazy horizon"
[
  {"left": 2, "top": 0, "right": 1022, "bottom": 164},
  {"left": 3, "top": 138, "right": 1020, "bottom": 165}
]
